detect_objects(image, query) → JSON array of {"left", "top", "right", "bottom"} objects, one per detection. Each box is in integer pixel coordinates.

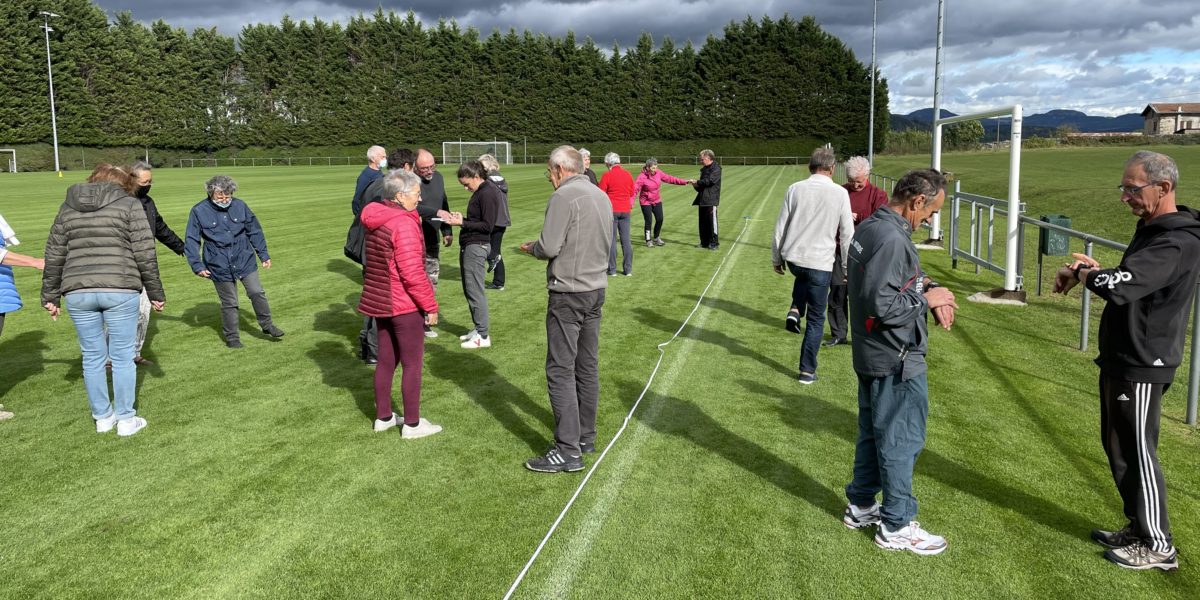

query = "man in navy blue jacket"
[{"left": 185, "top": 175, "right": 284, "bottom": 348}]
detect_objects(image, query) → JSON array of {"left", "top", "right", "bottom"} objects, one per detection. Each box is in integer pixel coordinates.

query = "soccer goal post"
[
  {"left": 442, "top": 141, "right": 512, "bottom": 165},
  {"left": 0, "top": 149, "right": 15, "bottom": 173}
]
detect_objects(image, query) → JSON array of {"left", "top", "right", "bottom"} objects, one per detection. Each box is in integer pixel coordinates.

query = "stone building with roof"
[{"left": 1142, "top": 103, "right": 1200, "bottom": 135}]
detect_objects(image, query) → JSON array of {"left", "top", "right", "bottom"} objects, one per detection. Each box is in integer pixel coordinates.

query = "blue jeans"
[
  {"left": 66, "top": 291, "right": 140, "bottom": 421},
  {"left": 845, "top": 372, "right": 929, "bottom": 529},
  {"left": 786, "top": 264, "right": 831, "bottom": 374}
]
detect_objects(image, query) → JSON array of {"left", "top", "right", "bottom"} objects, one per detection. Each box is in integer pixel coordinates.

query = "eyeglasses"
[
  {"left": 1117, "top": 183, "right": 1154, "bottom": 196},
  {"left": 415, "top": 163, "right": 436, "bottom": 173}
]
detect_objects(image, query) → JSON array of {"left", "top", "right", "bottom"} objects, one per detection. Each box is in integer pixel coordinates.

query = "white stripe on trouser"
[
  {"left": 711, "top": 207, "right": 719, "bottom": 239},
  {"left": 1135, "top": 382, "right": 1168, "bottom": 551}
]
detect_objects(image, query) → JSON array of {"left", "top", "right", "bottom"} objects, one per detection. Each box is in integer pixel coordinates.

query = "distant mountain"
[{"left": 891, "top": 107, "right": 1143, "bottom": 137}]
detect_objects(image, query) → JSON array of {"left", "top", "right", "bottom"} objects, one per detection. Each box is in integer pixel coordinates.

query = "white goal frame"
[
  {"left": 0, "top": 149, "right": 15, "bottom": 173},
  {"left": 442, "top": 141, "right": 512, "bottom": 165}
]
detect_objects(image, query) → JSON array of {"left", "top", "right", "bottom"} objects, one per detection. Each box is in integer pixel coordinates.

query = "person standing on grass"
[
  {"left": 599, "top": 152, "right": 635, "bottom": 277},
  {"left": 692, "top": 149, "right": 722, "bottom": 250},
  {"left": 41, "top": 165, "right": 165, "bottom": 437},
  {"left": 1, "top": 212, "right": 46, "bottom": 422},
  {"left": 519, "top": 145, "right": 610, "bottom": 473},
  {"left": 842, "top": 168, "right": 956, "bottom": 556},
  {"left": 479, "top": 153, "right": 510, "bottom": 290},
  {"left": 185, "top": 175, "right": 284, "bottom": 349},
  {"left": 125, "top": 161, "right": 185, "bottom": 366},
  {"left": 414, "top": 149, "right": 454, "bottom": 338},
  {"left": 445, "top": 160, "right": 500, "bottom": 349},
  {"left": 824, "top": 156, "right": 890, "bottom": 347},
  {"left": 352, "top": 145, "right": 387, "bottom": 216},
  {"left": 358, "top": 169, "right": 441, "bottom": 438},
  {"left": 580, "top": 148, "right": 599, "bottom": 186},
  {"left": 632, "top": 158, "right": 689, "bottom": 248},
  {"left": 771, "top": 146, "right": 853, "bottom": 385},
  {"left": 1054, "top": 151, "right": 1200, "bottom": 571}
]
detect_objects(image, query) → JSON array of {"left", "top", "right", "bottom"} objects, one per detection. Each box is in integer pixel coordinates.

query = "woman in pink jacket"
[
  {"left": 358, "top": 170, "right": 441, "bottom": 438},
  {"left": 632, "top": 158, "right": 689, "bottom": 247}
]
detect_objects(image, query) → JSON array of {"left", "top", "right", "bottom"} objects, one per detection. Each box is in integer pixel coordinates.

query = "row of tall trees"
[{"left": 1, "top": 1, "right": 888, "bottom": 153}]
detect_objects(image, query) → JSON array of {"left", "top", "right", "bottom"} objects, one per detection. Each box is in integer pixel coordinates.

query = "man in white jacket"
[{"left": 771, "top": 146, "right": 854, "bottom": 384}]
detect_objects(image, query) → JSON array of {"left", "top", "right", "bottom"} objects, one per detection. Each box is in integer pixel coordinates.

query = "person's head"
[
  {"left": 389, "top": 148, "right": 416, "bottom": 172},
  {"left": 128, "top": 160, "right": 153, "bottom": 197},
  {"left": 415, "top": 149, "right": 437, "bottom": 182},
  {"left": 1121, "top": 151, "right": 1179, "bottom": 221},
  {"left": 580, "top": 148, "right": 592, "bottom": 169},
  {"left": 844, "top": 156, "right": 871, "bottom": 191},
  {"left": 457, "top": 160, "right": 488, "bottom": 192},
  {"left": 643, "top": 157, "right": 659, "bottom": 175},
  {"left": 367, "top": 145, "right": 387, "bottom": 169},
  {"left": 889, "top": 169, "right": 947, "bottom": 230},
  {"left": 604, "top": 152, "right": 620, "bottom": 168},
  {"left": 809, "top": 146, "right": 836, "bottom": 175},
  {"left": 87, "top": 163, "right": 136, "bottom": 195},
  {"left": 699, "top": 149, "right": 715, "bottom": 166},
  {"left": 546, "top": 145, "right": 584, "bottom": 190},
  {"left": 382, "top": 169, "right": 422, "bottom": 211},
  {"left": 205, "top": 175, "right": 238, "bottom": 207},
  {"left": 478, "top": 153, "right": 500, "bottom": 173}
]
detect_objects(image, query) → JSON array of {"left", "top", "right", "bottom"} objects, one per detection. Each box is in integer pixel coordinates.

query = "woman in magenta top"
[{"left": 632, "top": 158, "right": 689, "bottom": 247}]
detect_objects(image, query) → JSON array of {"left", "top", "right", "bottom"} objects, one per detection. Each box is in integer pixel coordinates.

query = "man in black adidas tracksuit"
[{"left": 1056, "top": 151, "right": 1200, "bottom": 571}]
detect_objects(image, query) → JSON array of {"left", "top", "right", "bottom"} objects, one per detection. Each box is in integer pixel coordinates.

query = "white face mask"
[
  {"left": 213, "top": 198, "right": 232, "bottom": 209},
  {"left": 379, "top": 158, "right": 388, "bottom": 170}
]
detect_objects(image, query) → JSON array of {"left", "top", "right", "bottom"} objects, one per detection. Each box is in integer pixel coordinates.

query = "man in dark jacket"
[
  {"left": 128, "top": 161, "right": 184, "bottom": 366},
  {"left": 692, "top": 149, "right": 722, "bottom": 249},
  {"left": 352, "top": 145, "right": 387, "bottom": 216},
  {"left": 843, "top": 169, "right": 957, "bottom": 556},
  {"left": 185, "top": 175, "right": 283, "bottom": 348},
  {"left": 415, "top": 149, "right": 454, "bottom": 338},
  {"left": 1055, "top": 151, "right": 1200, "bottom": 571}
]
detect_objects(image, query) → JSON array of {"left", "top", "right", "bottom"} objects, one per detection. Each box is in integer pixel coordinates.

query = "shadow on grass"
[
  {"left": 170, "top": 301, "right": 274, "bottom": 344},
  {"left": 632, "top": 306, "right": 795, "bottom": 378},
  {"left": 0, "top": 331, "right": 54, "bottom": 398},
  {"left": 326, "top": 258, "right": 361, "bottom": 285},
  {"left": 680, "top": 294, "right": 779, "bottom": 330},
  {"left": 308, "top": 339, "right": 375, "bottom": 421},
  {"left": 612, "top": 378, "right": 842, "bottom": 519}
]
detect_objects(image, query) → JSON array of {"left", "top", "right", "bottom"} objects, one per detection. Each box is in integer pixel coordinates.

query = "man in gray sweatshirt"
[
  {"left": 520, "top": 145, "right": 612, "bottom": 473},
  {"left": 771, "top": 146, "right": 854, "bottom": 384}
]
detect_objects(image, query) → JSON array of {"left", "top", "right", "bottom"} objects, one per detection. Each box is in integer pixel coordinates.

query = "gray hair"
[
  {"left": 1126, "top": 151, "right": 1178, "bottom": 189},
  {"left": 367, "top": 145, "right": 386, "bottom": 163},
  {"left": 205, "top": 175, "right": 238, "bottom": 197},
  {"left": 604, "top": 152, "right": 620, "bottom": 166},
  {"left": 129, "top": 160, "right": 152, "bottom": 177},
  {"left": 383, "top": 169, "right": 421, "bottom": 201},
  {"left": 699, "top": 149, "right": 715, "bottom": 161},
  {"left": 892, "top": 169, "right": 946, "bottom": 203},
  {"left": 478, "top": 153, "right": 500, "bottom": 173},
  {"left": 844, "top": 156, "right": 871, "bottom": 179},
  {"left": 643, "top": 157, "right": 658, "bottom": 171},
  {"left": 579, "top": 148, "right": 591, "bottom": 160},
  {"left": 809, "top": 147, "right": 837, "bottom": 172},
  {"left": 549, "top": 145, "right": 584, "bottom": 175}
]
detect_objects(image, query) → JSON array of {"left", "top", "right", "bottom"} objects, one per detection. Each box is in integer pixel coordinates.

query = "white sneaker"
[
  {"left": 0, "top": 404, "right": 14, "bottom": 422},
  {"left": 424, "top": 329, "right": 439, "bottom": 338},
  {"left": 374, "top": 414, "right": 397, "bottom": 432},
  {"left": 461, "top": 334, "right": 491, "bottom": 349},
  {"left": 458, "top": 329, "right": 478, "bottom": 341},
  {"left": 875, "top": 521, "right": 947, "bottom": 555},
  {"left": 401, "top": 418, "right": 443, "bottom": 439},
  {"left": 95, "top": 413, "right": 118, "bottom": 433},
  {"left": 842, "top": 502, "right": 881, "bottom": 529},
  {"left": 116, "top": 416, "right": 147, "bottom": 437}
]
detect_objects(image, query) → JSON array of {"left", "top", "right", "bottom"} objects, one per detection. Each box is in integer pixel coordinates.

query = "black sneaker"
[
  {"left": 262, "top": 325, "right": 286, "bottom": 338},
  {"left": 487, "top": 255, "right": 501, "bottom": 273},
  {"left": 485, "top": 283, "right": 505, "bottom": 290},
  {"left": 525, "top": 447, "right": 584, "bottom": 473},
  {"left": 580, "top": 442, "right": 596, "bottom": 454},
  {"left": 226, "top": 339, "right": 243, "bottom": 349},
  {"left": 785, "top": 311, "right": 801, "bottom": 334},
  {"left": 363, "top": 357, "right": 378, "bottom": 366},
  {"left": 1091, "top": 525, "right": 1137, "bottom": 549}
]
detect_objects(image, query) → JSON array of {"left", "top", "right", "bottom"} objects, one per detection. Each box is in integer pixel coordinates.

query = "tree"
[{"left": 944, "top": 120, "right": 984, "bottom": 150}]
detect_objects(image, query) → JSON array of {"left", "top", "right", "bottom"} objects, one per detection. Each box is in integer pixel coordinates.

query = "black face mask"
[{"left": 136, "top": 184, "right": 152, "bottom": 198}]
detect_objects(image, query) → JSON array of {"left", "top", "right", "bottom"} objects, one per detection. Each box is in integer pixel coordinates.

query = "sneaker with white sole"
[
  {"left": 798, "top": 372, "right": 818, "bottom": 385},
  {"left": 0, "top": 405, "right": 12, "bottom": 422},
  {"left": 423, "top": 325, "right": 438, "bottom": 338},
  {"left": 1091, "top": 524, "right": 1136, "bottom": 549},
  {"left": 461, "top": 334, "right": 491, "bottom": 349},
  {"left": 401, "top": 418, "right": 442, "bottom": 439},
  {"left": 1104, "top": 541, "right": 1178, "bottom": 571},
  {"left": 875, "top": 521, "right": 947, "bottom": 555},
  {"left": 459, "top": 329, "right": 478, "bottom": 341},
  {"left": 843, "top": 503, "right": 881, "bottom": 529},
  {"left": 374, "top": 414, "right": 398, "bottom": 432},
  {"left": 116, "top": 416, "right": 147, "bottom": 437},
  {"left": 95, "top": 412, "right": 118, "bottom": 433},
  {"left": 524, "top": 447, "right": 584, "bottom": 473}
]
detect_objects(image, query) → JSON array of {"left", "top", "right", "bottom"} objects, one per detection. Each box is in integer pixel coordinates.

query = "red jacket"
[
  {"left": 358, "top": 202, "right": 438, "bottom": 318},
  {"left": 844, "top": 181, "right": 890, "bottom": 226},
  {"left": 598, "top": 165, "right": 635, "bottom": 213}
]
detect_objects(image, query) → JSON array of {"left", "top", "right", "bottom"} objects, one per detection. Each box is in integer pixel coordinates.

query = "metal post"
[
  {"left": 1004, "top": 104, "right": 1023, "bottom": 290},
  {"left": 929, "top": 0, "right": 946, "bottom": 241},
  {"left": 1080, "top": 241, "right": 1093, "bottom": 351},
  {"left": 868, "top": 0, "right": 878, "bottom": 164},
  {"left": 40, "top": 12, "right": 61, "bottom": 175},
  {"left": 1187, "top": 280, "right": 1200, "bottom": 425}
]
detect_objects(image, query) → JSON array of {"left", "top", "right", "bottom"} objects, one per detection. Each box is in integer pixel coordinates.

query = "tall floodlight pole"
[
  {"left": 929, "top": 0, "right": 946, "bottom": 241},
  {"left": 40, "top": 11, "right": 61, "bottom": 176},
  {"left": 868, "top": 0, "right": 879, "bottom": 164}
]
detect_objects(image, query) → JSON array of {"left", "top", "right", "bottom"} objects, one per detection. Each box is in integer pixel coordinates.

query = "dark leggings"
[
  {"left": 640, "top": 203, "right": 664, "bottom": 240},
  {"left": 374, "top": 311, "right": 425, "bottom": 422},
  {"left": 489, "top": 226, "right": 506, "bottom": 286}
]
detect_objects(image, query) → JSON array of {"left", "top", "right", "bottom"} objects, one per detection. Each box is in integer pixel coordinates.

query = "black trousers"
[
  {"left": 641, "top": 203, "right": 664, "bottom": 240},
  {"left": 546, "top": 288, "right": 605, "bottom": 456},
  {"left": 698, "top": 205, "right": 719, "bottom": 247},
  {"left": 826, "top": 252, "right": 848, "bottom": 339},
  {"left": 488, "top": 226, "right": 506, "bottom": 287},
  {"left": 1100, "top": 373, "right": 1173, "bottom": 552}
]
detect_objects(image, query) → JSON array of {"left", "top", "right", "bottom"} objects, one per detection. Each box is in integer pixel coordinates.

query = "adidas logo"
[
  {"left": 1117, "top": 394, "right": 1131, "bottom": 402},
  {"left": 1154, "top": 359, "right": 1165, "bottom": 366}
]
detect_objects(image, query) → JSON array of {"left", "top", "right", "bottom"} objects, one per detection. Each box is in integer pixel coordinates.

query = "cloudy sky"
[{"left": 91, "top": 0, "right": 1200, "bottom": 117}]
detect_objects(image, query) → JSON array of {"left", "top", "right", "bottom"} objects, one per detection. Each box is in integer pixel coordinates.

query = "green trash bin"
[{"left": 1039, "top": 215, "right": 1071, "bottom": 256}]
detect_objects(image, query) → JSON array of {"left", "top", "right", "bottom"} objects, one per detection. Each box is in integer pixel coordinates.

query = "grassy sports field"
[{"left": 2, "top": 146, "right": 1199, "bottom": 598}]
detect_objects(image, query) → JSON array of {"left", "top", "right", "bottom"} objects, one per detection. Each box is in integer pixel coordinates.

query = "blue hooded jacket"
[
  {"left": 0, "top": 239, "right": 21, "bottom": 314},
  {"left": 184, "top": 197, "right": 270, "bottom": 282}
]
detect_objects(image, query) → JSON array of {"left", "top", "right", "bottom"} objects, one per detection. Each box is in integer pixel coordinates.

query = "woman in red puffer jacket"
[{"left": 358, "top": 170, "right": 441, "bottom": 439}]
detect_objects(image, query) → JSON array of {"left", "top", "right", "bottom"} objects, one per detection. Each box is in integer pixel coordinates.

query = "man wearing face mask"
[{"left": 127, "top": 161, "right": 185, "bottom": 366}]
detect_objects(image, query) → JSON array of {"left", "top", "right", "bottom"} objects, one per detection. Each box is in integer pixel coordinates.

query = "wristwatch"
[{"left": 1072, "top": 263, "right": 1086, "bottom": 281}]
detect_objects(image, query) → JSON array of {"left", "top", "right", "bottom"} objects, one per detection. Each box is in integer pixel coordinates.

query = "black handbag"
[{"left": 343, "top": 216, "right": 365, "bottom": 264}]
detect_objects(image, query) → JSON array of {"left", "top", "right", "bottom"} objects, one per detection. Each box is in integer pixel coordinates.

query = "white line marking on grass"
[{"left": 503, "top": 167, "right": 785, "bottom": 600}]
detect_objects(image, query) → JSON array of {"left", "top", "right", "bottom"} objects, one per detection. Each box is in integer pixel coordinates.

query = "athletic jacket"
[
  {"left": 487, "top": 170, "right": 511, "bottom": 228},
  {"left": 139, "top": 193, "right": 186, "bottom": 256},
  {"left": 184, "top": 197, "right": 269, "bottom": 282},
  {"left": 1089, "top": 206, "right": 1200, "bottom": 383},
  {"left": 633, "top": 170, "right": 689, "bottom": 206},
  {"left": 532, "top": 174, "right": 612, "bottom": 293},
  {"left": 0, "top": 215, "right": 21, "bottom": 313},
  {"left": 459, "top": 179, "right": 501, "bottom": 247},
  {"left": 847, "top": 206, "right": 931, "bottom": 379},
  {"left": 358, "top": 202, "right": 437, "bottom": 318},
  {"left": 692, "top": 162, "right": 722, "bottom": 207},
  {"left": 417, "top": 171, "right": 453, "bottom": 259},
  {"left": 599, "top": 165, "right": 635, "bottom": 213}
]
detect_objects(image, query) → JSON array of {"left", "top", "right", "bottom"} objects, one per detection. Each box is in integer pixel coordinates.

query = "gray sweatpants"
[
  {"left": 546, "top": 288, "right": 605, "bottom": 456},
  {"left": 459, "top": 243, "right": 490, "bottom": 338},
  {"left": 608, "top": 212, "right": 633, "bottom": 275},
  {"left": 213, "top": 270, "right": 274, "bottom": 342}
]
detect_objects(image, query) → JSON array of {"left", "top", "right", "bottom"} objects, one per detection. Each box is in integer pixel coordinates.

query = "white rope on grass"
[{"left": 502, "top": 217, "right": 757, "bottom": 600}]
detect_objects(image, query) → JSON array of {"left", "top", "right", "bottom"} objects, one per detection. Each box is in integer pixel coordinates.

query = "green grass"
[{"left": 1, "top": 153, "right": 1199, "bottom": 599}]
